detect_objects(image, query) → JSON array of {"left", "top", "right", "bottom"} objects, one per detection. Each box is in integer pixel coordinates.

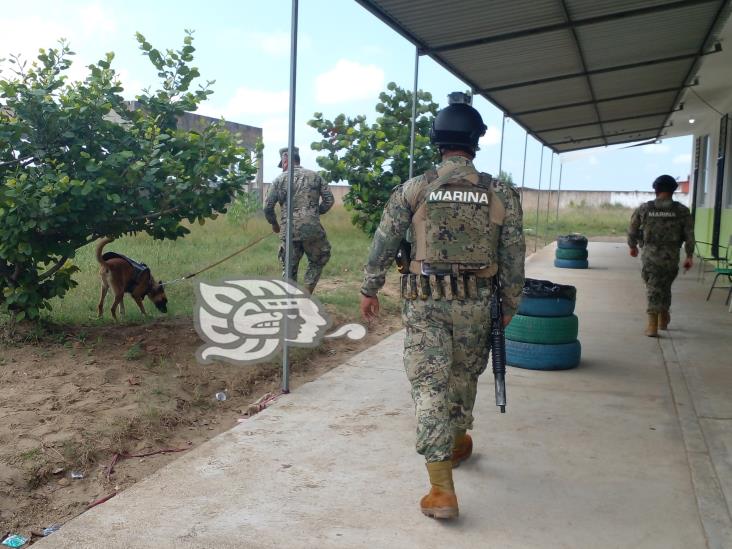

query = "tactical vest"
[
  {"left": 641, "top": 200, "right": 684, "bottom": 246},
  {"left": 408, "top": 166, "right": 505, "bottom": 276}
]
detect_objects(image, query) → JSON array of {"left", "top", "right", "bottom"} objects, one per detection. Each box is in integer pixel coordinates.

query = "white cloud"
[
  {"left": 0, "top": 16, "right": 69, "bottom": 64},
  {"left": 259, "top": 117, "right": 289, "bottom": 147},
  {"left": 0, "top": 7, "right": 113, "bottom": 79},
  {"left": 198, "top": 87, "right": 289, "bottom": 121},
  {"left": 673, "top": 153, "right": 692, "bottom": 165},
  {"left": 642, "top": 142, "right": 670, "bottom": 155},
  {"left": 315, "top": 59, "right": 384, "bottom": 104},
  {"left": 559, "top": 143, "right": 630, "bottom": 163},
  {"left": 116, "top": 68, "right": 145, "bottom": 100},
  {"left": 479, "top": 125, "right": 501, "bottom": 147},
  {"left": 588, "top": 155, "right": 598, "bottom": 165},
  {"left": 244, "top": 31, "right": 312, "bottom": 57},
  {"left": 79, "top": 3, "right": 116, "bottom": 36},
  {"left": 0, "top": 16, "right": 97, "bottom": 85}
]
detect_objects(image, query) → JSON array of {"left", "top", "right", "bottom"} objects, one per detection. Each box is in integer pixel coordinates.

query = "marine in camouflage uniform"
[
  {"left": 628, "top": 174, "right": 694, "bottom": 336},
  {"left": 264, "top": 147, "right": 334, "bottom": 294},
  {"left": 360, "top": 93, "right": 525, "bottom": 519}
]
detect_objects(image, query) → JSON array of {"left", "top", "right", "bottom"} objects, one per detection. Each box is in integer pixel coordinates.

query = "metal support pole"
[
  {"left": 546, "top": 152, "right": 554, "bottom": 244},
  {"left": 535, "top": 146, "right": 544, "bottom": 252},
  {"left": 498, "top": 114, "right": 506, "bottom": 176},
  {"left": 519, "top": 131, "right": 528, "bottom": 203},
  {"left": 282, "top": 0, "right": 299, "bottom": 394},
  {"left": 408, "top": 47, "right": 419, "bottom": 180},
  {"left": 556, "top": 162, "right": 563, "bottom": 221}
]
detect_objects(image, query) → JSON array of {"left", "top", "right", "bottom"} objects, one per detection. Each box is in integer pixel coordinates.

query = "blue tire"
[
  {"left": 506, "top": 339, "right": 582, "bottom": 371},
  {"left": 505, "top": 314, "right": 578, "bottom": 344},
  {"left": 518, "top": 296, "right": 576, "bottom": 317},
  {"left": 555, "top": 247, "right": 588, "bottom": 260},
  {"left": 554, "top": 258, "right": 589, "bottom": 269}
]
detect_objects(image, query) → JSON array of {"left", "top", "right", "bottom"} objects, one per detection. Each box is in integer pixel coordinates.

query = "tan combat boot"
[
  {"left": 658, "top": 310, "right": 670, "bottom": 330},
  {"left": 420, "top": 461, "right": 459, "bottom": 519},
  {"left": 452, "top": 430, "right": 473, "bottom": 468},
  {"left": 304, "top": 283, "right": 316, "bottom": 295},
  {"left": 645, "top": 313, "right": 659, "bottom": 337}
]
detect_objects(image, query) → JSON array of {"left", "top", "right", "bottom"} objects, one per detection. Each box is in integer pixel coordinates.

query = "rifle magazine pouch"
[
  {"left": 467, "top": 274, "right": 478, "bottom": 299},
  {"left": 417, "top": 276, "right": 428, "bottom": 300},
  {"left": 456, "top": 274, "right": 466, "bottom": 300},
  {"left": 442, "top": 276, "right": 454, "bottom": 300},
  {"left": 409, "top": 274, "right": 418, "bottom": 300},
  {"left": 430, "top": 274, "right": 442, "bottom": 300}
]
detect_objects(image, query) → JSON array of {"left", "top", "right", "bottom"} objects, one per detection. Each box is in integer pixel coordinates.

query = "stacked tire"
[
  {"left": 506, "top": 278, "right": 582, "bottom": 370},
  {"left": 555, "top": 234, "right": 589, "bottom": 269}
]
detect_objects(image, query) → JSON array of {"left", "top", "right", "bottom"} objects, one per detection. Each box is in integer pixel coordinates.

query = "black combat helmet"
[
  {"left": 430, "top": 92, "right": 487, "bottom": 150},
  {"left": 652, "top": 174, "right": 678, "bottom": 193}
]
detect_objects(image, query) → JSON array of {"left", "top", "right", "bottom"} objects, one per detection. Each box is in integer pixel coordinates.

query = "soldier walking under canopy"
[
  {"left": 264, "top": 146, "right": 335, "bottom": 294},
  {"left": 360, "top": 93, "right": 525, "bottom": 519},
  {"left": 628, "top": 174, "right": 695, "bottom": 337}
]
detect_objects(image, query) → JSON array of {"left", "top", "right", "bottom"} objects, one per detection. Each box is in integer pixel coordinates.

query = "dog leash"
[{"left": 161, "top": 232, "right": 274, "bottom": 287}]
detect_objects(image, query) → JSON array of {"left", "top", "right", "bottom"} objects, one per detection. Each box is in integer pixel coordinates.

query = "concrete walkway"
[{"left": 36, "top": 242, "right": 732, "bottom": 549}]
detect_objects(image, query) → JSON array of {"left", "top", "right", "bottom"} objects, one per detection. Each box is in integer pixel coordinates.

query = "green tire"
[
  {"left": 555, "top": 248, "right": 588, "bottom": 260},
  {"left": 505, "top": 314, "right": 579, "bottom": 345}
]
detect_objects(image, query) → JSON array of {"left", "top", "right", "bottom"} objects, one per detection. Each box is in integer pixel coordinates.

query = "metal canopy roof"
[{"left": 355, "top": 0, "right": 732, "bottom": 153}]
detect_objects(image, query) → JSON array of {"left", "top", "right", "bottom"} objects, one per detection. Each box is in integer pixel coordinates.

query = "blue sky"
[{"left": 1, "top": 0, "right": 693, "bottom": 190}]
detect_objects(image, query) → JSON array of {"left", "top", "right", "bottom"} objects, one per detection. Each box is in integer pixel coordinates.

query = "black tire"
[
  {"left": 506, "top": 340, "right": 581, "bottom": 370},
  {"left": 554, "top": 258, "right": 589, "bottom": 269},
  {"left": 505, "top": 314, "right": 578, "bottom": 344},
  {"left": 518, "top": 296, "right": 575, "bottom": 317},
  {"left": 555, "top": 248, "right": 588, "bottom": 260},
  {"left": 523, "top": 278, "right": 576, "bottom": 301},
  {"left": 557, "top": 235, "right": 588, "bottom": 249}
]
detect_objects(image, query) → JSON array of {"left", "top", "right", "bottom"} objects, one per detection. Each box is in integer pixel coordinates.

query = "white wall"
[{"left": 610, "top": 191, "right": 689, "bottom": 207}]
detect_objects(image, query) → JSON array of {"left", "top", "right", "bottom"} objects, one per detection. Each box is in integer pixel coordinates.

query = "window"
[{"left": 696, "top": 135, "right": 711, "bottom": 207}]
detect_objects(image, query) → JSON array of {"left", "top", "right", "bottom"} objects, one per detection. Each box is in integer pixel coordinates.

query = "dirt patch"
[{"left": 0, "top": 308, "right": 402, "bottom": 542}]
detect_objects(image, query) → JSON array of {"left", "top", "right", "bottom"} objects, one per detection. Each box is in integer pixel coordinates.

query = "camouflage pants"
[
  {"left": 278, "top": 235, "right": 331, "bottom": 288},
  {"left": 641, "top": 247, "right": 680, "bottom": 313},
  {"left": 402, "top": 288, "right": 492, "bottom": 462}
]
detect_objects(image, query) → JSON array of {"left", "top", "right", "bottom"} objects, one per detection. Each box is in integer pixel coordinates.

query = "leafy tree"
[
  {"left": 227, "top": 190, "right": 261, "bottom": 228},
  {"left": 0, "top": 32, "right": 255, "bottom": 320},
  {"left": 498, "top": 170, "right": 514, "bottom": 185},
  {"left": 309, "top": 82, "right": 439, "bottom": 235}
]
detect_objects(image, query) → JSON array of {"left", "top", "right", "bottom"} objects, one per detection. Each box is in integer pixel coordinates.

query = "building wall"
[
  {"left": 689, "top": 114, "right": 732, "bottom": 255},
  {"left": 519, "top": 188, "right": 688, "bottom": 211}
]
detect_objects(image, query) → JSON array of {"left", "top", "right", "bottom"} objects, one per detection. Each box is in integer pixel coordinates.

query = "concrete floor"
[{"left": 36, "top": 242, "right": 732, "bottom": 549}]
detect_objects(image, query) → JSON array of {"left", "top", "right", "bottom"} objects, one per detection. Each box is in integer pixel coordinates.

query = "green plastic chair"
[
  {"left": 695, "top": 241, "right": 721, "bottom": 281},
  {"left": 705, "top": 235, "right": 732, "bottom": 304}
]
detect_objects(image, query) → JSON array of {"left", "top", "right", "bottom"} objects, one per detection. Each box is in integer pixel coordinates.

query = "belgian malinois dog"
[{"left": 96, "top": 237, "right": 168, "bottom": 320}]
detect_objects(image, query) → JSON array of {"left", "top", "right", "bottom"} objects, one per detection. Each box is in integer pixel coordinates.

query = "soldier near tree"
[
  {"left": 360, "top": 93, "right": 525, "bottom": 519},
  {"left": 628, "top": 174, "right": 695, "bottom": 337},
  {"left": 264, "top": 146, "right": 335, "bottom": 294}
]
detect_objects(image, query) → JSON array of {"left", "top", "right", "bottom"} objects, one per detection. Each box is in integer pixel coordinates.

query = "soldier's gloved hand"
[
  {"left": 683, "top": 257, "right": 693, "bottom": 272},
  {"left": 272, "top": 223, "right": 280, "bottom": 234},
  {"left": 629, "top": 246, "right": 639, "bottom": 257},
  {"left": 360, "top": 294, "right": 379, "bottom": 322}
]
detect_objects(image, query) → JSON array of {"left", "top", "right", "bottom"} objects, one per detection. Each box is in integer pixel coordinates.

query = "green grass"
[
  {"left": 523, "top": 204, "right": 632, "bottom": 244},
  {"left": 46, "top": 207, "right": 376, "bottom": 324},
  {"left": 26, "top": 203, "right": 630, "bottom": 325}
]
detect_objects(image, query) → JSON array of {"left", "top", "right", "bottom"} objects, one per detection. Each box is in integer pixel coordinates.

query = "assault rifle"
[{"left": 490, "top": 276, "right": 507, "bottom": 413}]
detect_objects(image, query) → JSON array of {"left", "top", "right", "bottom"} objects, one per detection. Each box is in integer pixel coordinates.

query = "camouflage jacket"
[
  {"left": 628, "top": 198, "right": 694, "bottom": 256},
  {"left": 264, "top": 167, "right": 335, "bottom": 240},
  {"left": 361, "top": 156, "right": 526, "bottom": 316}
]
